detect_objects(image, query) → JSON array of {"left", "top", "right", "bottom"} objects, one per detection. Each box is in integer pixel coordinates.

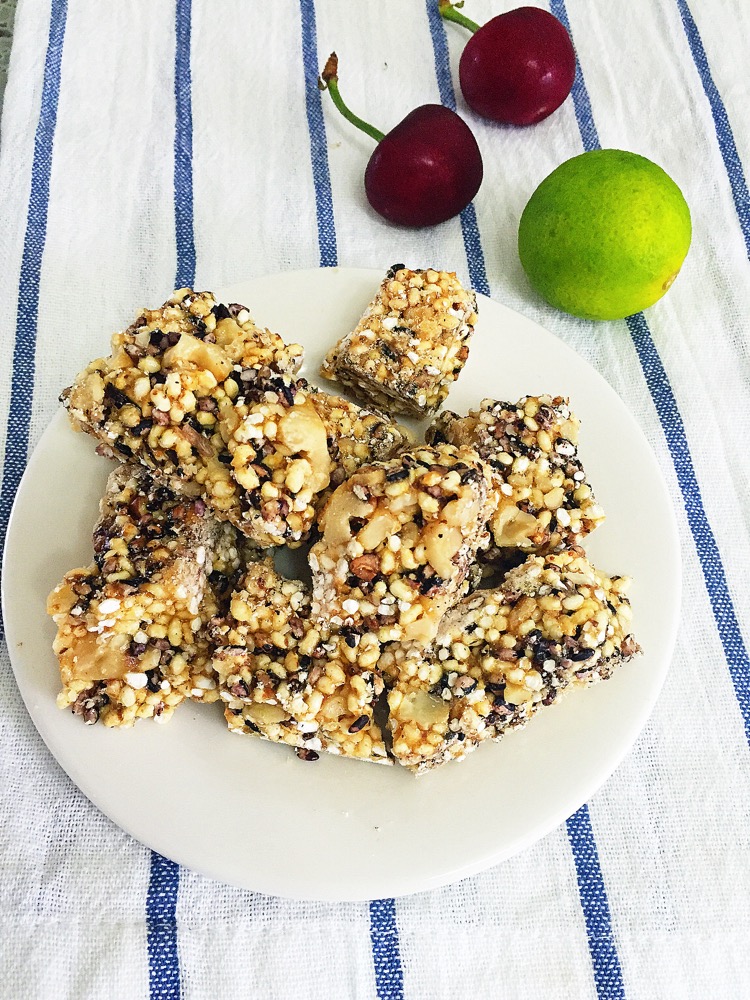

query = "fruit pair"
[{"left": 319, "top": 5, "right": 576, "bottom": 228}]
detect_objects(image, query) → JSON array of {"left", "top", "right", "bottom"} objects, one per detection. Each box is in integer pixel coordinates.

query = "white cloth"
[{"left": 1, "top": 0, "right": 749, "bottom": 998}]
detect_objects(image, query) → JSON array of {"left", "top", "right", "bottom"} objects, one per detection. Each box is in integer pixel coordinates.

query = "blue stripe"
[
  {"left": 674, "top": 0, "right": 750, "bottom": 258},
  {"left": 300, "top": 3, "right": 403, "bottom": 995},
  {"left": 146, "top": 853, "right": 182, "bottom": 999},
  {"left": 627, "top": 313, "right": 750, "bottom": 736},
  {"left": 0, "top": 0, "right": 68, "bottom": 640},
  {"left": 566, "top": 807, "right": 626, "bottom": 998},
  {"left": 173, "top": 0, "right": 196, "bottom": 288},
  {"left": 424, "top": 0, "right": 490, "bottom": 296},
  {"left": 556, "top": 2, "right": 601, "bottom": 151},
  {"left": 144, "top": 0, "right": 197, "bottom": 994},
  {"left": 299, "top": 0, "right": 337, "bottom": 267},
  {"left": 552, "top": 0, "right": 750, "bottom": 743},
  {"left": 369, "top": 899, "right": 405, "bottom": 1000}
]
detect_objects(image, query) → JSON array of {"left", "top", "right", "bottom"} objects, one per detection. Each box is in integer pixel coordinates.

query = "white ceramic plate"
[{"left": 2, "top": 268, "right": 680, "bottom": 901}]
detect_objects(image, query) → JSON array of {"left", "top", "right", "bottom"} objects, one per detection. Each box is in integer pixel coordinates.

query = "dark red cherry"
[
  {"left": 440, "top": 3, "right": 576, "bottom": 126},
  {"left": 364, "top": 104, "right": 483, "bottom": 227},
  {"left": 320, "top": 54, "right": 483, "bottom": 227}
]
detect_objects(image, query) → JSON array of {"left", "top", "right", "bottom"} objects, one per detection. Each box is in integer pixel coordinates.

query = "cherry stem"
[
  {"left": 319, "top": 53, "right": 386, "bottom": 144},
  {"left": 438, "top": 0, "right": 480, "bottom": 33}
]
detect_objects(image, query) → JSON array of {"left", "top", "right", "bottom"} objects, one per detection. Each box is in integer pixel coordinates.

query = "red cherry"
[
  {"left": 320, "top": 54, "right": 483, "bottom": 227},
  {"left": 440, "top": 3, "right": 576, "bottom": 126},
  {"left": 364, "top": 105, "right": 483, "bottom": 227}
]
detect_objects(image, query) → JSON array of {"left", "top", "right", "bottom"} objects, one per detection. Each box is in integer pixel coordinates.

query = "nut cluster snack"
[
  {"left": 62, "top": 288, "right": 410, "bottom": 548},
  {"left": 47, "top": 464, "right": 244, "bottom": 727},
  {"left": 321, "top": 265, "right": 478, "bottom": 417},
  {"left": 380, "top": 550, "right": 639, "bottom": 773},
  {"left": 49, "top": 269, "right": 639, "bottom": 774},
  {"left": 309, "top": 443, "right": 498, "bottom": 645},
  {"left": 211, "top": 562, "right": 389, "bottom": 764},
  {"left": 427, "top": 394, "right": 605, "bottom": 555}
]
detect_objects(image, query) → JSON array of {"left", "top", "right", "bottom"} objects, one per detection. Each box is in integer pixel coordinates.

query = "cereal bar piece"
[
  {"left": 321, "top": 265, "right": 477, "bottom": 418},
  {"left": 212, "top": 563, "right": 390, "bottom": 764},
  {"left": 307, "top": 387, "right": 414, "bottom": 489},
  {"left": 47, "top": 464, "right": 243, "bottom": 727},
  {"left": 62, "top": 288, "right": 408, "bottom": 546},
  {"left": 309, "top": 443, "right": 497, "bottom": 646},
  {"left": 223, "top": 373, "right": 412, "bottom": 546},
  {"left": 62, "top": 288, "right": 302, "bottom": 518},
  {"left": 427, "top": 395, "right": 605, "bottom": 554},
  {"left": 379, "top": 549, "right": 639, "bottom": 773},
  {"left": 62, "top": 289, "right": 296, "bottom": 430}
]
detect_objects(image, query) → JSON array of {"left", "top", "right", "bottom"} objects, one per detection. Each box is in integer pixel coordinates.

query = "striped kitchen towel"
[{"left": 1, "top": 0, "right": 749, "bottom": 997}]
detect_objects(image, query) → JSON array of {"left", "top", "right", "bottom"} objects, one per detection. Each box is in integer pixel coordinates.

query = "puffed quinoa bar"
[
  {"left": 220, "top": 372, "right": 411, "bottom": 546},
  {"left": 379, "top": 549, "right": 640, "bottom": 773},
  {"left": 309, "top": 443, "right": 497, "bottom": 646},
  {"left": 308, "top": 387, "right": 414, "bottom": 490},
  {"left": 321, "top": 265, "right": 478, "bottom": 418},
  {"left": 211, "top": 563, "right": 389, "bottom": 764},
  {"left": 62, "top": 289, "right": 409, "bottom": 547},
  {"left": 47, "top": 464, "right": 243, "bottom": 727},
  {"left": 427, "top": 395, "right": 605, "bottom": 554}
]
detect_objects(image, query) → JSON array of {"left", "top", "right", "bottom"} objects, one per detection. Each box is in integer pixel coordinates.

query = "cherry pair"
[{"left": 319, "top": 3, "right": 576, "bottom": 227}]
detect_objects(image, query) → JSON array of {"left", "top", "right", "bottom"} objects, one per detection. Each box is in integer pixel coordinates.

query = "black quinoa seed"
[
  {"left": 104, "top": 384, "right": 132, "bottom": 409},
  {"left": 385, "top": 468, "right": 410, "bottom": 483}
]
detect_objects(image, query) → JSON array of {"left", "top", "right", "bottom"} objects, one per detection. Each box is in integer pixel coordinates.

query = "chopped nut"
[{"left": 349, "top": 554, "right": 381, "bottom": 582}]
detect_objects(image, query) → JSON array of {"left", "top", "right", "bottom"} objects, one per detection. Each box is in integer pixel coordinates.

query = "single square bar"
[
  {"left": 47, "top": 464, "right": 243, "bottom": 727},
  {"left": 309, "top": 443, "right": 497, "bottom": 646},
  {"left": 379, "top": 549, "right": 640, "bottom": 773},
  {"left": 321, "top": 265, "right": 478, "bottom": 418},
  {"left": 62, "top": 289, "right": 410, "bottom": 547},
  {"left": 211, "top": 563, "right": 390, "bottom": 764},
  {"left": 427, "top": 395, "right": 605, "bottom": 555},
  {"left": 223, "top": 373, "right": 412, "bottom": 546}
]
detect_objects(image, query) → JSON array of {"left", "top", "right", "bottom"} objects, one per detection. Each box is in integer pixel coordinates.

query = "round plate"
[{"left": 2, "top": 267, "right": 680, "bottom": 901}]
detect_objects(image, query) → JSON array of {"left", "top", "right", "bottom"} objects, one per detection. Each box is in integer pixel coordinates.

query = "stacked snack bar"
[
  {"left": 48, "top": 270, "right": 641, "bottom": 774},
  {"left": 62, "top": 288, "right": 410, "bottom": 547},
  {"left": 47, "top": 464, "right": 243, "bottom": 727},
  {"left": 321, "top": 265, "right": 478, "bottom": 417},
  {"left": 309, "top": 443, "right": 499, "bottom": 646},
  {"left": 211, "top": 563, "right": 389, "bottom": 763},
  {"left": 379, "top": 550, "right": 639, "bottom": 773},
  {"left": 428, "top": 395, "right": 605, "bottom": 554}
]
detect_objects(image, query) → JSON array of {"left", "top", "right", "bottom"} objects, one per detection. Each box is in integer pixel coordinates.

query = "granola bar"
[
  {"left": 380, "top": 549, "right": 639, "bottom": 773},
  {"left": 309, "top": 443, "right": 497, "bottom": 646},
  {"left": 427, "top": 395, "right": 605, "bottom": 554},
  {"left": 62, "top": 289, "right": 409, "bottom": 547},
  {"left": 47, "top": 464, "right": 243, "bottom": 727},
  {"left": 321, "top": 265, "right": 477, "bottom": 418},
  {"left": 221, "top": 373, "right": 411, "bottom": 546},
  {"left": 211, "top": 563, "right": 389, "bottom": 764}
]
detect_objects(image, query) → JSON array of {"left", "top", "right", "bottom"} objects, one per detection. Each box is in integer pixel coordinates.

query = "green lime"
[{"left": 518, "top": 149, "right": 691, "bottom": 321}]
